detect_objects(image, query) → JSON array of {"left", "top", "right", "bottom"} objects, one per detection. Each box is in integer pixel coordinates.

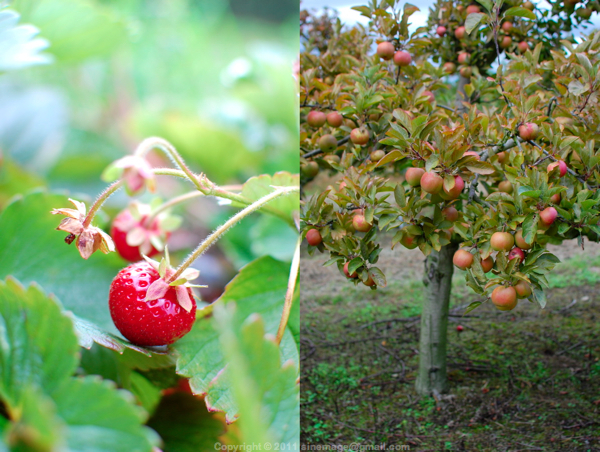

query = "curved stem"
[
  {"left": 82, "top": 180, "right": 123, "bottom": 228},
  {"left": 153, "top": 167, "right": 294, "bottom": 227},
  {"left": 144, "top": 191, "right": 205, "bottom": 228},
  {"left": 134, "top": 137, "right": 208, "bottom": 193},
  {"left": 167, "top": 186, "right": 299, "bottom": 283},
  {"left": 275, "top": 236, "right": 301, "bottom": 345}
]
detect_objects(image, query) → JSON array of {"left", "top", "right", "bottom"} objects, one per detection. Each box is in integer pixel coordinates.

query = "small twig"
[
  {"left": 303, "top": 136, "right": 350, "bottom": 159},
  {"left": 556, "top": 341, "right": 583, "bottom": 356}
]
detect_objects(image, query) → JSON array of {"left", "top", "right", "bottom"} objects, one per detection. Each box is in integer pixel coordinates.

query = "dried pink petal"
[{"left": 145, "top": 278, "right": 170, "bottom": 302}]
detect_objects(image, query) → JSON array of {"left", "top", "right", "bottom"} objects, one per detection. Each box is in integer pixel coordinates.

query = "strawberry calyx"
[{"left": 141, "top": 249, "right": 205, "bottom": 313}]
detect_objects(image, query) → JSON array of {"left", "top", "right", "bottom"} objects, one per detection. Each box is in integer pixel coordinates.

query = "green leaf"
[
  {"left": 464, "top": 301, "right": 483, "bottom": 314},
  {"left": 128, "top": 372, "right": 162, "bottom": 414},
  {"left": 522, "top": 213, "right": 538, "bottom": 245},
  {"left": 466, "top": 161, "right": 495, "bottom": 175},
  {"left": 503, "top": 6, "right": 536, "bottom": 20},
  {"left": 12, "top": 0, "right": 128, "bottom": 63},
  {"left": 237, "top": 172, "right": 300, "bottom": 224},
  {"left": 173, "top": 256, "right": 298, "bottom": 422},
  {"left": 0, "top": 9, "right": 51, "bottom": 72},
  {"left": 475, "top": 0, "right": 493, "bottom": 11},
  {"left": 213, "top": 304, "right": 300, "bottom": 445},
  {"left": 147, "top": 392, "right": 226, "bottom": 452},
  {"left": 71, "top": 314, "right": 164, "bottom": 356},
  {"left": 465, "top": 13, "right": 486, "bottom": 34},
  {"left": 532, "top": 287, "right": 547, "bottom": 309},
  {"left": 0, "top": 278, "right": 79, "bottom": 409},
  {"left": 53, "top": 376, "right": 158, "bottom": 451},
  {"left": 0, "top": 191, "right": 124, "bottom": 334}
]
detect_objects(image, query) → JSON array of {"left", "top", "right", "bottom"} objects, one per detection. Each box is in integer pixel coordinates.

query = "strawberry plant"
[
  {"left": 300, "top": 0, "right": 600, "bottom": 396},
  {"left": 0, "top": 2, "right": 300, "bottom": 450}
]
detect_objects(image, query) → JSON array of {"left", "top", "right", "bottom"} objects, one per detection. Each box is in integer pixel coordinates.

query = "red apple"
[
  {"left": 405, "top": 167, "right": 425, "bottom": 187},
  {"left": 500, "top": 35, "right": 512, "bottom": 49},
  {"left": 307, "top": 111, "right": 326, "bottom": 128},
  {"left": 353, "top": 214, "right": 372, "bottom": 232},
  {"left": 547, "top": 160, "right": 567, "bottom": 177},
  {"left": 393, "top": 50, "right": 412, "bottom": 66},
  {"left": 508, "top": 247, "right": 526, "bottom": 263},
  {"left": 442, "top": 206, "right": 459, "bottom": 222},
  {"left": 306, "top": 229, "right": 322, "bottom": 246},
  {"left": 515, "top": 230, "right": 533, "bottom": 250},
  {"left": 437, "top": 25, "right": 447, "bottom": 37},
  {"left": 443, "top": 62, "right": 456, "bottom": 74},
  {"left": 318, "top": 134, "right": 338, "bottom": 152},
  {"left": 514, "top": 280, "right": 532, "bottom": 298},
  {"left": 453, "top": 249, "right": 474, "bottom": 270},
  {"left": 377, "top": 41, "right": 395, "bottom": 60},
  {"left": 458, "top": 52, "right": 470, "bottom": 64},
  {"left": 501, "top": 21, "right": 513, "bottom": 32},
  {"left": 420, "top": 172, "right": 444, "bottom": 194},
  {"left": 539, "top": 207, "right": 557, "bottom": 226},
  {"left": 460, "top": 66, "right": 472, "bottom": 78},
  {"left": 423, "top": 90, "right": 435, "bottom": 102},
  {"left": 326, "top": 112, "right": 344, "bottom": 128},
  {"left": 455, "top": 26, "right": 466, "bottom": 39},
  {"left": 370, "top": 150, "right": 385, "bottom": 162},
  {"left": 457, "top": 325, "right": 464, "bottom": 332},
  {"left": 350, "top": 128, "right": 370, "bottom": 145},
  {"left": 517, "top": 41, "right": 530, "bottom": 53},
  {"left": 518, "top": 122, "right": 539, "bottom": 141},
  {"left": 490, "top": 232, "right": 515, "bottom": 251},
  {"left": 343, "top": 261, "right": 358, "bottom": 278},
  {"left": 481, "top": 256, "right": 494, "bottom": 273},
  {"left": 400, "top": 234, "right": 418, "bottom": 249},
  {"left": 466, "top": 4, "right": 481, "bottom": 14},
  {"left": 442, "top": 175, "right": 465, "bottom": 199},
  {"left": 491, "top": 286, "right": 518, "bottom": 311}
]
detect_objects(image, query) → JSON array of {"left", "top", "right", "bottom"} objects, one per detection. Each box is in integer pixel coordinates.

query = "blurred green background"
[{"left": 0, "top": 0, "right": 299, "bottom": 295}]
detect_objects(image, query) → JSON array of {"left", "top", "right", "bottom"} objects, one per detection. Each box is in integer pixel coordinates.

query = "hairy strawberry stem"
[
  {"left": 275, "top": 235, "right": 301, "bottom": 345},
  {"left": 134, "top": 137, "right": 207, "bottom": 192},
  {"left": 167, "top": 186, "right": 299, "bottom": 283},
  {"left": 142, "top": 185, "right": 244, "bottom": 228},
  {"left": 83, "top": 180, "right": 124, "bottom": 228}
]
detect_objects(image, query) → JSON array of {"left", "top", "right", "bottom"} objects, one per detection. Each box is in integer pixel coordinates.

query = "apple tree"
[{"left": 300, "top": 0, "right": 600, "bottom": 396}]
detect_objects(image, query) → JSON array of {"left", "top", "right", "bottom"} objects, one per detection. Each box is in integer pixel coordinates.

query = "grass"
[{"left": 301, "top": 248, "right": 600, "bottom": 450}]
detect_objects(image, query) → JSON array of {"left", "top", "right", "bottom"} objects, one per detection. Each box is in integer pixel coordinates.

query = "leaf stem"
[
  {"left": 167, "top": 186, "right": 300, "bottom": 283},
  {"left": 275, "top": 236, "right": 301, "bottom": 345}
]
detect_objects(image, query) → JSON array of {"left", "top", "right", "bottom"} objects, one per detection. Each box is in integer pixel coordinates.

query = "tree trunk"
[{"left": 415, "top": 243, "right": 458, "bottom": 396}]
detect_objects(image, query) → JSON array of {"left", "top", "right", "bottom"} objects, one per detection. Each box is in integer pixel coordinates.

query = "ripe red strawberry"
[
  {"left": 109, "top": 261, "right": 196, "bottom": 346},
  {"left": 110, "top": 208, "right": 170, "bottom": 262}
]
